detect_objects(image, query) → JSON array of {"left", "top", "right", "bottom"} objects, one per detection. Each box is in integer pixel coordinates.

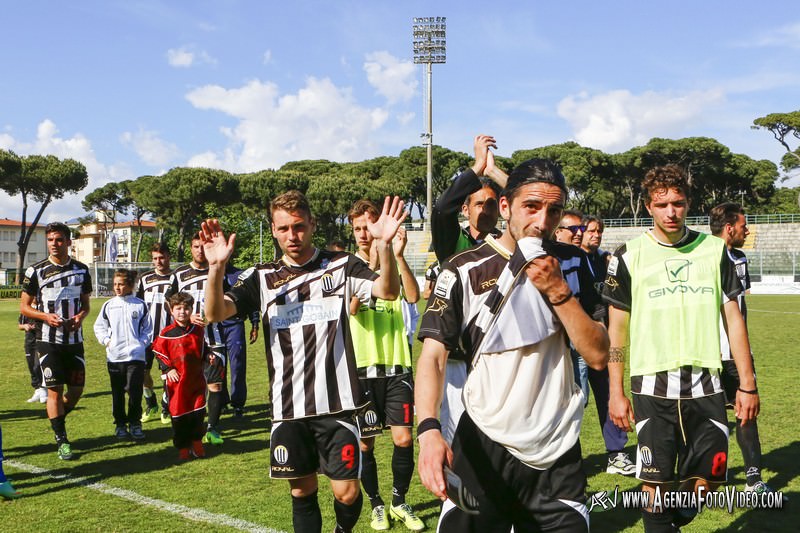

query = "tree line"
[{"left": 2, "top": 116, "right": 800, "bottom": 278}]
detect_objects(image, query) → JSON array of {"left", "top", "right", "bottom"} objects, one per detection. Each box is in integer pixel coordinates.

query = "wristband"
[
  {"left": 738, "top": 387, "right": 758, "bottom": 395},
  {"left": 549, "top": 291, "right": 573, "bottom": 306},
  {"left": 416, "top": 417, "right": 442, "bottom": 437}
]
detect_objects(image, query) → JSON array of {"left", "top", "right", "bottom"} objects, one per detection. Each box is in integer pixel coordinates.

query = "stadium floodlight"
[{"left": 412, "top": 16, "right": 446, "bottom": 224}]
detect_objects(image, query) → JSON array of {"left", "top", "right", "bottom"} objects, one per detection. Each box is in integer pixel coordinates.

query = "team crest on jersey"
[
  {"left": 639, "top": 446, "right": 653, "bottom": 466},
  {"left": 424, "top": 297, "right": 449, "bottom": 316},
  {"left": 321, "top": 273, "right": 336, "bottom": 293},
  {"left": 274, "top": 445, "right": 289, "bottom": 464},
  {"left": 433, "top": 270, "right": 456, "bottom": 299},
  {"left": 364, "top": 410, "right": 378, "bottom": 426},
  {"left": 43, "top": 368, "right": 53, "bottom": 379},
  {"left": 131, "top": 311, "right": 138, "bottom": 319}
]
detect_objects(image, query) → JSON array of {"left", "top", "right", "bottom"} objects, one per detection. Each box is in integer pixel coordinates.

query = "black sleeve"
[
  {"left": 225, "top": 267, "right": 261, "bottom": 320},
  {"left": 601, "top": 245, "right": 632, "bottom": 311},
  {"left": 577, "top": 253, "right": 607, "bottom": 322},
  {"left": 417, "top": 262, "right": 464, "bottom": 352},
  {"left": 431, "top": 169, "right": 482, "bottom": 262},
  {"left": 82, "top": 268, "right": 93, "bottom": 294},
  {"left": 720, "top": 249, "right": 743, "bottom": 301},
  {"left": 135, "top": 277, "right": 144, "bottom": 300},
  {"left": 21, "top": 266, "right": 38, "bottom": 296},
  {"left": 165, "top": 273, "right": 178, "bottom": 300}
]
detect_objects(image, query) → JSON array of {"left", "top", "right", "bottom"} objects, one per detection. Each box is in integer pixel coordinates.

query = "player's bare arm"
[
  {"left": 368, "top": 196, "right": 407, "bottom": 301},
  {"left": 607, "top": 305, "right": 634, "bottom": 432},
  {"left": 415, "top": 337, "right": 452, "bottom": 501},
  {"left": 393, "top": 226, "right": 420, "bottom": 304},
  {"left": 199, "top": 219, "right": 239, "bottom": 323},
  {"left": 721, "top": 299, "right": 760, "bottom": 423},
  {"left": 525, "top": 256, "right": 609, "bottom": 369}
]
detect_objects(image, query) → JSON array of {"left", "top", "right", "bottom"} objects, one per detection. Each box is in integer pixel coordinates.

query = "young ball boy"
[
  {"left": 153, "top": 292, "right": 221, "bottom": 460},
  {"left": 94, "top": 269, "right": 152, "bottom": 440}
]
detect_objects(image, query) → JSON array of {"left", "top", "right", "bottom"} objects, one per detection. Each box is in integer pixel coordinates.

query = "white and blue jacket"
[{"left": 94, "top": 294, "right": 153, "bottom": 363}]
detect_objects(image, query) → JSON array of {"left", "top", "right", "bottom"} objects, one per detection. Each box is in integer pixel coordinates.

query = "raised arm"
[
  {"left": 198, "top": 219, "right": 239, "bottom": 323},
  {"left": 368, "top": 196, "right": 408, "bottom": 301},
  {"left": 393, "top": 227, "right": 420, "bottom": 304}
]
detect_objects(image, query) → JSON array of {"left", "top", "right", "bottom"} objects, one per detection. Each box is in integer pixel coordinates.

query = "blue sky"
[{"left": 2, "top": 1, "right": 799, "bottom": 222}]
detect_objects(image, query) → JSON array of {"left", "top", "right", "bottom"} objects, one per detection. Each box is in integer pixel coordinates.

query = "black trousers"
[
  {"left": 107, "top": 361, "right": 145, "bottom": 426},
  {"left": 172, "top": 410, "right": 206, "bottom": 449}
]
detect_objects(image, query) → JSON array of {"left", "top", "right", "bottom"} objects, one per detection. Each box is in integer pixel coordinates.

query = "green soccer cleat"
[
  {"left": 0, "top": 480, "right": 20, "bottom": 499},
  {"left": 141, "top": 405, "right": 159, "bottom": 423},
  {"left": 370, "top": 505, "right": 390, "bottom": 530},
  {"left": 389, "top": 503, "right": 424, "bottom": 531},
  {"left": 202, "top": 429, "right": 224, "bottom": 446},
  {"left": 160, "top": 411, "right": 171, "bottom": 425},
  {"left": 57, "top": 442, "right": 73, "bottom": 460}
]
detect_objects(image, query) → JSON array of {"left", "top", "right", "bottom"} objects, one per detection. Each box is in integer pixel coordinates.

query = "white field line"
[
  {"left": 748, "top": 308, "right": 800, "bottom": 315},
  {"left": 6, "top": 460, "right": 286, "bottom": 533}
]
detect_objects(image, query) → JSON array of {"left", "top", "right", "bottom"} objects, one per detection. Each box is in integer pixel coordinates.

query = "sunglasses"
[{"left": 558, "top": 225, "right": 586, "bottom": 234}]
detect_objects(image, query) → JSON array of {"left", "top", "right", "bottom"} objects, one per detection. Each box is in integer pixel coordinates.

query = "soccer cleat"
[
  {"left": 26, "top": 389, "right": 41, "bottom": 403},
  {"left": 389, "top": 503, "right": 424, "bottom": 531},
  {"left": 370, "top": 505, "right": 390, "bottom": 530},
  {"left": 0, "top": 481, "right": 20, "bottom": 500},
  {"left": 606, "top": 452, "right": 636, "bottom": 476},
  {"left": 160, "top": 411, "right": 171, "bottom": 424},
  {"left": 141, "top": 405, "right": 159, "bottom": 423},
  {"left": 38, "top": 388, "right": 48, "bottom": 403},
  {"left": 115, "top": 425, "right": 131, "bottom": 440},
  {"left": 191, "top": 440, "right": 206, "bottom": 458},
  {"left": 129, "top": 425, "right": 146, "bottom": 441},
  {"left": 202, "top": 429, "right": 224, "bottom": 446},
  {"left": 57, "top": 442, "right": 73, "bottom": 460},
  {"left": 745, "top": 480, "right": 789, "bottom": 501},
  {"left": 178, "top": 448, "right": 191, "bottom": 461}
]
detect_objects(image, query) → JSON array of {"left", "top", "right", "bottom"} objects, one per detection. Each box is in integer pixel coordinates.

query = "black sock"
[
  {"left": 161, "top": 391, "right": 169, "bottom": 414},
  {"left": 207, "top": 390, "right": 222, "bottom": 430},
  {"left": 360, "top": 448, "right": 383, "bottom": 508},
  {"left": 641, "top": 509, "right": 679, "bottom": 532},
  {"left": 49, "top": 416, "right": 67, "bottom": 443},
  {"left": 391, "top": 444, "right": 414, "bottom": 506},
  {"left": 292, "top": 491, "right": 322, "bottom": 533},
  {"left": 144, "top": 387, "right": 158, "bottom": 409},
  {"left": 736, "top": 418, "right": 763, "bottom": 485},
  {"left": 334, "top": 491, "right": 363, "bottom": 532}
]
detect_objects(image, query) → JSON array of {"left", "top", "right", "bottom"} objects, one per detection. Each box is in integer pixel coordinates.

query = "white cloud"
[
  {"left": 262, "top": 49, "right": 273, "bottom": 65},
  {"left": 556, "top": 89, "right": 726, "bottom": 152},
  {"left": 120, "top": 129, "right": 180, "bottom": 167},
  {"left": 185, "top": 77, "right": 389, "bottom": 171},
  {"left": 363, "top": 51, "right": 418, "bottom": 104},
  {"left": 739, "top": 22, "right": 800, "bottom": 49},
  {"left": 0, "top": 120, "right": 128, "bottom": 223},
  {"left": 166, "top": 46, "right": 217, "bottom": 68},
  {"left": 396, "top": 111, "right": 415, "bottom": 126}
]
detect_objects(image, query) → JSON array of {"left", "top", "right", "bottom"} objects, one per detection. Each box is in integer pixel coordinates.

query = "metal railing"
[{"left": 604, "top": 213, "right": 800, "bottom": 228}]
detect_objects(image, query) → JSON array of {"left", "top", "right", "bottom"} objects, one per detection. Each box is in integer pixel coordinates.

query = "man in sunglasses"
[{"left": 555, "top": 211, "right": 635, "bottom": 477}]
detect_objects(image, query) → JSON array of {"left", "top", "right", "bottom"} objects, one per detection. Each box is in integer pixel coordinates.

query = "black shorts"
[
  {"left": 269, "top": 411, "right": 361, "bottom": 480},
  {"left": 720, "top": 359, "right": 757, "bottom": 408},
  {"left": 633, "top": 393, "right": 729, "bottom": 485},
  {"left": 357, "top": 374, "right": 414, "bottom": 438},
  {"left": 37, "top": 341, "right": 86, "bottom": 387},
  {"left": 203, "top": 347, "right": 227, "bottom": 385},
  {"left": 440, "top": 414, "right": 588, "bottom": 532}
]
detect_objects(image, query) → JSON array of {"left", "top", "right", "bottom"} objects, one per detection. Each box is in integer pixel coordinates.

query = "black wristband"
[
  {"left": 416, "top": 417, "right": 442, "bottom": 437},
  {"left": 738, "top": 387, "right": 758, "bottom": 395},
  {"left": 549, "top": 291, "right": 573, "bottom": 306}
]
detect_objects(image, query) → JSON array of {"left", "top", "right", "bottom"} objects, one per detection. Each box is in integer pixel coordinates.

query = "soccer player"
[
  {"left": 431, "top": 134, "right": 502, "bottom": 263},
  {"left": 604, "top": 166, "right": 759, "bottom": 531},
  {"left": 135, "top": 242, "right": 173, "bottom": 423},
  {"left": 556, "top": 212, "right": 634, "bottom": 476},
  {"left": 417, "top": 159, "right": 608, "bottom": 530},
  {"left": 200, "top": 191, "right": 407, "bottom": 533},
  {"left": 348, "top": 200, "right": 423, "bottom": 531},
  {"left": 166, "top": 235, "right": 230, "bottom": 445},
  {"left": 19, "top": 302, "right": 47, "bottom": 403},
  {"left": 153, "top": 292, "right": 218, "bottom": 461},
  {"left": 94, "top": 269, "right": 152, "bottom": 440},
  {"left": 709, "top": 202, "right": 778, "bottom": 495},
  {"left": 20, "top": 222, "right": 92, "bottom": 460}
]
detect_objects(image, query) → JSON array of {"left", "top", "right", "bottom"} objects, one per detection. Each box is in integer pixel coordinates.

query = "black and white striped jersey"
[
  {"left": 225, "top": 250, "right": 377, "bottom": 421},
  {"left": 720, "top": 247, "right": 750, "bottom": 362},
  {"left": 166, "top": 263, "right": 230, "bottom": 346},
  {"left": 136, "top": 270, "right": 173, "bottom": 340},
  {"left": 22, "top": 258, "right": 92, "bottom": 345}
]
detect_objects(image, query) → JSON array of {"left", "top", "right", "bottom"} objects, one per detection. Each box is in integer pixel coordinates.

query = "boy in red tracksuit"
[{"left": 152, "top": 292, "right": 221, "bottom": 460}]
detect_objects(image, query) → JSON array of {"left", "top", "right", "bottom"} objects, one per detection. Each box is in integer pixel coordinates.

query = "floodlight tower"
[{"left": 412, "top": 16, "right": 446, "bottom": 223}]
